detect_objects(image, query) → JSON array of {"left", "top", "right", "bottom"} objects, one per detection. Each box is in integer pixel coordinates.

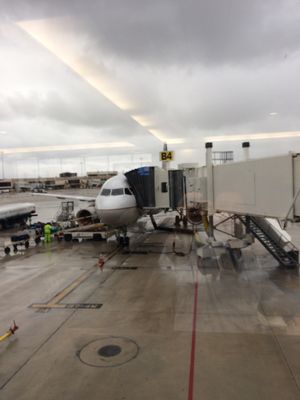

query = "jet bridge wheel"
[{"left": 186, "top": 207, "right": 202, "bottom": 225}]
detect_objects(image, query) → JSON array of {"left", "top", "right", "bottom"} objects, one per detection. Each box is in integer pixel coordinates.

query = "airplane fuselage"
[{"left": 95, "top": 174, "right": 140, "bottom": 227}]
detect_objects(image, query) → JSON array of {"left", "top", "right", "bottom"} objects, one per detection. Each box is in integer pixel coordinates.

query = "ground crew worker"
[{"left": 43, "top": 223, "right": 52, "bottom": 243}]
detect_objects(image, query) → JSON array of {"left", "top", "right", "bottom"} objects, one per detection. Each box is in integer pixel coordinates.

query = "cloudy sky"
[{"left": 1, "top": 0, "right": 300, "bottom": 178}]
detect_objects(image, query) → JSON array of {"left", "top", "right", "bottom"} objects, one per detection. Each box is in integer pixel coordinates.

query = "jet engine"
[{"left": 76, "top": 206, "right": 99, "bottom": 225}]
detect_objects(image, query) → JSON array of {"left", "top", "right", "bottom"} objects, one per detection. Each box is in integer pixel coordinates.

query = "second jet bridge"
[
  {"left": 183, "top": 152, "right": 300, "bottom": 221},
  {"left": 181, "top": 150, "right": 300, "bottom": 268},
  {"left": 212, "top": 153, "right": 300, "bottom": 220}
]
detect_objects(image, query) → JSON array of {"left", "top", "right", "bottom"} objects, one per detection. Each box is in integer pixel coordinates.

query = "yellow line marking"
[
  {"left": 0, "top": 332, "right": 12, "bottom": 342},
  {"left": 48, "top": 269, "right": 96, "bottom": 306},
  {"left": 30, "top": 247, "right": 120, "bottom": 309}
]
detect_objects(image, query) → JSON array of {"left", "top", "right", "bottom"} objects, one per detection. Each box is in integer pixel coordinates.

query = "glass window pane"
[
  {"left": 101, "top": 188, "right": 111, "bottom": 196},
  {"left": 111, "top": 188, "right": 124, "bottom": 196}
]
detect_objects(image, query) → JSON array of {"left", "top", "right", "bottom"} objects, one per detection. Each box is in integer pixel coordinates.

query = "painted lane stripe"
[
  {"left": 188, "top": 270, "right": 199, "bottom": 400},
  {"left": 30, "top": 247, "right": 120, "bottom": 309}
]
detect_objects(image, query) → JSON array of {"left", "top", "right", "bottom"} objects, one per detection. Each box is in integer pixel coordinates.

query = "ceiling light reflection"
[
  {"left": 17, "top": 18, "right": 173, "bottom": 144},
  {"left": 205, "top": 131, "right": 300, "bottom": 142},
  {"left": 0, "top": 142, "right": 134, "bottom": 155}
]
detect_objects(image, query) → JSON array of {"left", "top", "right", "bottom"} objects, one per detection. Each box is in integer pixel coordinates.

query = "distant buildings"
[{"left": 0, "top": 171, "right": 118, "bottom": 192}]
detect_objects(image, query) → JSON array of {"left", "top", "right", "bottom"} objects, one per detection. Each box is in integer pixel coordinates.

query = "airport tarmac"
[{"left": 1, "top": 192, "right": 300, "bottom": 399}]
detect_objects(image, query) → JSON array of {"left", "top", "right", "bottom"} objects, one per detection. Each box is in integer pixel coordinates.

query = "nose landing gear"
[{"left": 116, "top": 228, "right": 130, "bottom": 247}]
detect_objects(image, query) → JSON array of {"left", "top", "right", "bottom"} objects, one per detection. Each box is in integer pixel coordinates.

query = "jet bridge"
[
  {"left": 125, "top": 167, "right": 185, "bottom": 210},
  {"left": 212, "top": 153, "right": 300, "bottom": 220},
  {"left": 182, "top": 146, "right": 300, "bottom": 269},
  {"left": 184, "top": 152, "right": 300, "bottom": 221}
]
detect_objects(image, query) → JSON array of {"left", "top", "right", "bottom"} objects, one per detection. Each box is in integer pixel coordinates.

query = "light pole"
[
  {"left": 83, "top": 157, "right": 86, "bottom": 176},
  {"left": 37, "top": 158, "right": 40, "bottom": 178},
  {"left": 0, "top": 131, "right": 7, "bottom": 179},
  {"left": 59, "top": 158, "right": 63, "bottom": 175},
  {"left": 1, "top": 151, "right": 4, "bottom": 179}
]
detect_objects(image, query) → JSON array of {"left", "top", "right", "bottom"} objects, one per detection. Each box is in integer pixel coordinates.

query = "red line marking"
[{"left": 188, "top": 271, "right": 199, "bottom": 400}]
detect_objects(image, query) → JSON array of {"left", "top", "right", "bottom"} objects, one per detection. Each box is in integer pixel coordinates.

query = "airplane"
[
  {"left": 0, "top": 203, "right": 36, "bottom": 229},
  {"left": 33, "top": 163, "right": 186, "bottom": 245},
  {"left": 34, "top": 173, "right": 142, "bottom": 245}
]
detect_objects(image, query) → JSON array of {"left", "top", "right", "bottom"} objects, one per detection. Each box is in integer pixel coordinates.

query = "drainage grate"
[{"left": 112, "top": 266, "right": 138, "bottom": 270}]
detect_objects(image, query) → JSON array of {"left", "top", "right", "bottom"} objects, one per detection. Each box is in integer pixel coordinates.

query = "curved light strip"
[
  {"left": 205, "top": 131, "right": 300, "bottom": 142},
  {"left": 17, "top": 18, "right": 184, "bottom": 145},
  {"left": 0, "top": 141, "right": 134, "bottom": 155}
]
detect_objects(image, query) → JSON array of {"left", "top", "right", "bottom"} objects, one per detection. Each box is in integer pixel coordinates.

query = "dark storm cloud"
[
  {"left": 0, "top": 90, "right": 132, "bottom": 128},
  {"left": 1, "top": 0, "right": 300, "bottom": 178},
  {"left": 87, "top": 0, "right": 300, "bottom": 66},
  {"left": 3, "top": 0, "right": 300, "bottom": 65}
]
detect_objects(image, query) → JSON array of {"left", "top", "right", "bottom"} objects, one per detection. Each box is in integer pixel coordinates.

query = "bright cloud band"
[
  {"left": 0, "top": 142, "right": 134, "bottom": 155},
  {"left": 205, "top": 131, "right": 300, "bottom": 142}
]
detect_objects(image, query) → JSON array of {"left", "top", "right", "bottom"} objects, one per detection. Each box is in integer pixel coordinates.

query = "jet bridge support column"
[
  {"left": 206, "top": 142, "right": 214, "bottom": 238},
  {"left": 242, "top": 141, "right": 250, "bottom": 160},
  {"left": 162, "top": 143, "right": 169, "bottom": 171}
]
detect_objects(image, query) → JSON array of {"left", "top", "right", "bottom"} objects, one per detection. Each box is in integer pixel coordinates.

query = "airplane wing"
[
  {"left": 0, "top": 203, "right": 36, "bottom": 229},
  {"left": 32, "top": 192, "right": 96, "bottom": 204}
]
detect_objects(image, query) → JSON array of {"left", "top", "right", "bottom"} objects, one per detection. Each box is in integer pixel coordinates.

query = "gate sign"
[{"left": 160, "top": 151, "right": 174, "bottom": 161}]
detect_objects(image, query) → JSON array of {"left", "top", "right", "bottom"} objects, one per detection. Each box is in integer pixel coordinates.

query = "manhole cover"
[
  {"left": 78, "top": 336, "right": 139, "bottom": 367},
  {"left": 98, "top": 345, "right": 121, "bottom": 357}
]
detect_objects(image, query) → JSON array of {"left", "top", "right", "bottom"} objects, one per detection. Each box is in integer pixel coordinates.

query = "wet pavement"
[{"left": 0, "top": 193, "right": 300, "bottom": 399}]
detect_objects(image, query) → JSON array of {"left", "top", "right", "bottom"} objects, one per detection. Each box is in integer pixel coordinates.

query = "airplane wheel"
[
  {"left": 118, "top": 237, "right": 124, "bottom": 246},
  {"left": 64, "top": 234, "right": 72, "bottom": 242},
  {"left": 124, "top": 237, "right": 130, "bottom": 247},
  {"left": 175, "top": 215, "right": 181, "bottom": 226},
  {"left": 13, "top": 244, "right": 18, "bottom": 252},
  {"left": 4, "top": 247, "right": 10, "bottom": 255},
  {"left": 25, "top": 241, "right": 30, "bottom": 249},
  {"left": 182, "top": 215, "right": 188, "bottom": 228}
]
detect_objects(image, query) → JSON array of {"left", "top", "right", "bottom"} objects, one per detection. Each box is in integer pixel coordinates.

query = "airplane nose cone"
[{"left": 95, "top": 195, "right": 138, "bottom": 227}]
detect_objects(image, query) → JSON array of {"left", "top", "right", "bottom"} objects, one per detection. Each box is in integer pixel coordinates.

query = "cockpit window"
[
  {"left": 101, "top": 188, "right": 111, "bottom": 196},
  {"left": 124, "top": 188, "right": 133, "bottom": 195},
  {"left": 111, "top": 188, "right": 124, "bottom": 196}
]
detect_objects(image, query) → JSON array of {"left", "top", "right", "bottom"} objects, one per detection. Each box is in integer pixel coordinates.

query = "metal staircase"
[{"left": 238, "top": 216, "right": 299, "bottom": 268}]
